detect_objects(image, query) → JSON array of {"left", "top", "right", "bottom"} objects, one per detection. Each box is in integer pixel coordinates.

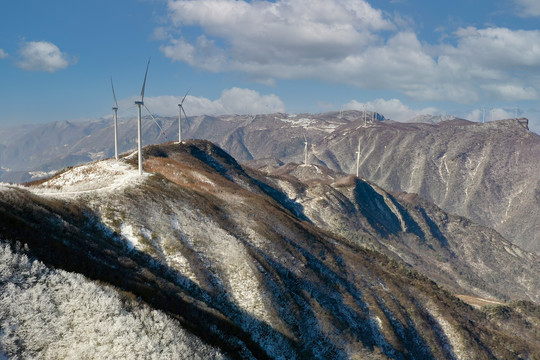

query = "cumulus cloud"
[
  {"left": 161, "top": 0, "right": 392, "bottom": 70},
  {"left": 119, "top": 87, "right": 285, "bottom": 117},
  {"left": 0, "top": 49, "right": 8, "bottom": 59},
  {"left": 514, "top": 0, "right": 540, "bottom": 16},
  {"left": 343, "top": 98, "right": 437, "bottom": 121},
  {"left": 159, "top": 0, "right": 540, "bottom": 104},
  {"left": 16, "top": 41, "right": 76, "bottom": 72}
]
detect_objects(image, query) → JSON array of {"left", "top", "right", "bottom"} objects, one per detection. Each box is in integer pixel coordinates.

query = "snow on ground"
[
  {"left": 426, "top": 301, "right": 465, "bottom": 359},
  {"left": 277, "top": 116, "right": 341, "bottom": 133},
  {"left": 120, "top": 223, "right": 142, "bottom": 251},
  {"left": 30, "top": 159, "right": 149, "bottom": 197},
  {"left": 278, "top": 117, "right": 317, "bottom": 128},
  {"left": 29, "top": 170, "right": 59, "bottom": 180}
]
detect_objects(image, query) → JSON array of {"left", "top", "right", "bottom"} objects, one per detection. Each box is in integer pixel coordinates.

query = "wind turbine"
[
  {"left": 363, "top": 105, "right": 367, "bottom": 127},
  {"left": 177, "top": 89, "right": 190, "bottom": 143},
  {"left": 355, "top": 139, "right": 361, "bottom": 177},
  {"left": 303, "top": 134, "right": 309, "bottom": 166},
  {"left": 482, "top": 107, "right": 485, "bottom": 123},
  {"left": 110, "top": 77, "right": 119, "bottom": 160},
  {"left": 135, "top": 57, "right": 150, "bottom": 175}
]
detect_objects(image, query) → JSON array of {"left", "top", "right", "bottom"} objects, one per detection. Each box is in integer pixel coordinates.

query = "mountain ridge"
[
  {"left": 1, "top": 112, "right": 537, "bottom": 256},
  {"left": 1, "top": 140, "right": 539, "bottom": 358}
]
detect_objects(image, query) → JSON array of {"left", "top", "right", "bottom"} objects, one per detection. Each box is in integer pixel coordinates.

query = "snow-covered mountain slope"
[
  {"left": 1, "top": 140, "right": 539, "bottom": 359},
  {"left": 260, "top": 162, "right": 540, "bottom": 303},
  {"left": 312, "top": 117, "right": 540, "bottom": 254},
  {"left": 0, "top": 243, "right": 226, "bottom": 359}
]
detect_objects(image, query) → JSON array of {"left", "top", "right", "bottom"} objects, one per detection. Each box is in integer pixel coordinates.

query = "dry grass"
[{"left": 456, "top": 295, "right": 506, "bottom": 309}]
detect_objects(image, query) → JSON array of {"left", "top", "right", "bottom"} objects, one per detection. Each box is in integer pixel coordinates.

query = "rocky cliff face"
[{"left": 1, "top": 141, "right": 539, "bottom": 359}]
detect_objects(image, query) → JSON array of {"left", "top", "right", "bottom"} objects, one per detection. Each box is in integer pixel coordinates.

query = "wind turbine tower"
[
  {"left": 177, "top": 89, "right": 190, "bottom": 143},
  {"left": 363, "top": 105, "right": 367, "bottom": 126},
  {"left": 135, "top": 58, "right": 151, "bottom": 175},
  {"left": 303, "top": 134, "right": 309, "bottom": 166},
  {"left": 111, "top": 77, "right": 119, "bottom": 160},
  {"left": 355, "top": 139, "right": 361, "bottom": 177},
  {"left": 482, "top": 107, "right": 485, "bottom": 123}
]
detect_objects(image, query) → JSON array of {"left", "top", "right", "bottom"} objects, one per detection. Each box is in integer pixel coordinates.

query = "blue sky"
[{"left": 1, "top": 0, "right": 540, "bottom": 133}]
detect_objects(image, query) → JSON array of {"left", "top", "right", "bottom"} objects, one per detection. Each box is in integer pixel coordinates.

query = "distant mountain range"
[
  {"left": 1, "top": 111, "right": 538, "bottom": 255},
  {"left": 1, "top": 140, "right": 539, "bottom": 358}
]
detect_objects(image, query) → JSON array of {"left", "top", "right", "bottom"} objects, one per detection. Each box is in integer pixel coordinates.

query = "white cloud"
[
  {"left": 0, "top": 49, "right": 8, "bottom": 59},
  {"left": 343, "top": 98, "right": 437, "bottom": 121},
  {"left": 159, "top": 1, "right": 540, "bottom": 104},
  {"left": 514, "top": 0, "right": 540, "bottom": 16},
  {"left": 482, "top": 84, "right": 537, "bottom": 101},
  {"left": 162, "top": 0, "right": 392, "bottom": 71},
  {"left": 119, "top": 87, "right": 285, "bottom": 117},
  {"left": 16, "top": 41, "right": 76, "bottom": 72},
  {"left": 160, "top": 35, "right": 227, "bottom": 72},
  {"left": 443, "top": 27, "right": 540, "bottom": 71}
]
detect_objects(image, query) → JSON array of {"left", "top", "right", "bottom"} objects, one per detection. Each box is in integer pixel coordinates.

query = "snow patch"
[
  {"left": 190, "top": 171, "right": 215, "bottom": 186},
  {"left": 30, "top": 159, "right": 148, "bottom": 197},
  {"left": 171, "top": 216, "right": 181, "bottom": 231},
  {"left": 29, "top": 170, "right": 58, "bottom": 180},
  {"left": 120, "top": 223, "right": 142, "bottom": 250},
  {"left": 426, "top": 302, "right": 463, "bottom": 360},
  {"left": 278, "top": 116, "right": 316, "bottom": 128},
  {"left": 140, "top": 227, "right": 153, "bottom": 241},
  {"left": 88, "top": 151, "right": 106, "bottom": 161}
]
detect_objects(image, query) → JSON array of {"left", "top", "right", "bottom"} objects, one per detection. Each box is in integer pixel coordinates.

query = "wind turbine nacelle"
[{"left": 135, "top": 100, "right": 144, "bottom": 105}]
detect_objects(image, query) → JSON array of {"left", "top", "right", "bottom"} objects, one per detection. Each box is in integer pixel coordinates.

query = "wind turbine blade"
[
  {"left": 181, "top": 106, "right": 190, "bottom": 127},
  {"left": 140, "top": 57, "right": 151, "bottom": 102},
  {"left": 143, "top": 104, "right": 168, "bottom": 140},
  {"left": 111, "top": 77, "right": 118, "bottom": 108},
  {"left": 180, "top": 87, "right": 191, "bottom": 105}
]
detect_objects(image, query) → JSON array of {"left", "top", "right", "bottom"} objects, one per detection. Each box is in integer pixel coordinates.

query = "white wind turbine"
[
  {"left": 177, "top": 89, "right": 190, "bottom": 143},
  {"left": 482, "top": 107, "right": 485, "bottom": 123},
  {"left": 110, "top": 77, "right": 119, "bottom": 160},
  {"left": 134, "top": 58, "right": 151, "bottom": 175},
  {"left": 363, "top": 104, "right": 367, "bottom": 127},
  {"left": 303, "top": 134, "right": 309, "bottom": 166},
  {"left": 355, "top": 139, "right": 361, "bottom": 177}
]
